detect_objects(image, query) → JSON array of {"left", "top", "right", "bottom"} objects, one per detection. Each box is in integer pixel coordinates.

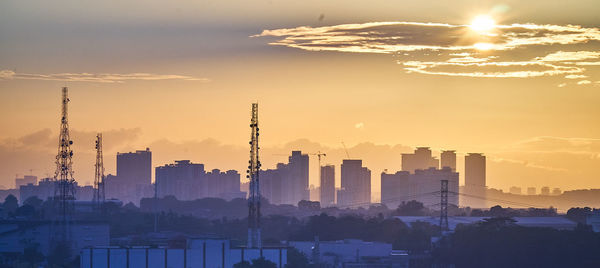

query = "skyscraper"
[
  {"left": 107, "top": 148, "right": 153, "bottom": 204},
  {"left": 288, "top": 151, "right": 309, "bottom": 204},
  {"left": 381, "top": 171, "right": 410, "bottom": 209},
  {"left": 155, "top": 160, "right": 205, "bottom": 200},
  {"left": 338, "top": 160, "right": 371, "bottom": 208},
  {"left": 401, "top": 147, "right": 439, "bottom": 173},
  {"left": 465, "top": 153, "right": 486, "bottom": 208},
  {"left": 320, "top": 165, "right": 335, "bottom": 207},
  {"left": 440, "top": 150, "right": 456, "bottom": 171},
  {"left": 117, "top": 148, "right": 152, "bottom": 186}
]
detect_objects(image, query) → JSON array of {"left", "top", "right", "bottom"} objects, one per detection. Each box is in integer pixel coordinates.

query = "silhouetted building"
[
  {"left": 320, "top": 165, "right": 335, "bottom": 207},
  {"left": 205, "top": 169, "right": 245, "bottom": 200},
  {"left": 286, "top": 151, "right": 309, "bottom": 204},
  {"left": 527, "top": 187, "right": 536, "bottom": 195},
  {"left": 19, "top": 177, "right": 54, "bottom": 204},
  {"left": 552, "top": 188, "right": 562, "bottom": 195},
  {"left": 338, "top": 160, "right": 371, "bottom": 208},
  {"left": 80, "top": 238, "right": 287, "bottom": 268},
  {"left": 412, "top": 167, "right": 459, "bottom": 208},
  {"left": 464, "top": 153, "right": 486, "bottom": 208},
  {"left": 401, "top": 147, "right": 439, "bottom": 173},
  {"left": 156, "top": 160, "right": 243, "bottom": 201},
  {"left": 156, "top": 160, "right": 204, "bottom": 199},
  {"left": 381, "top": 171, "right": 410, "bottom": 209},
  {"left": 440, "top": 150, "right": 456, "bottom": 171},
  {"left": 105, "top": 148, "right": 153, "bottom": 204},
  {"left": 264, "top": 151, "right": 310, "bottom": 206},
  {"left": 541, "top": 186, "right": 550, "bottom": 196},
  {"left": 510, "top": 186, "right": 522, "bottom": 195},
  {"left": 260, "top": 168, "right": 283, "bottom": 204},
  {"left": 15, "top": 175, "right": 37, "bottom": 189}
]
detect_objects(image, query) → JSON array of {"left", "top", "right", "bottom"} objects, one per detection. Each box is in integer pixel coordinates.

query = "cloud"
[
  {"left": 557, "top": 83, "right": 567, "bottom": 87},
  {"left": 0, "top": 70, "right": 209, "bottom": 83},
  {"left": 354, "top": 122, "right": 365, "bottom": 129},
  {"left": 565, "top": 74, "right": 588, "bottom": 79},
  {"left": 577, "top": 80, "right": 592, "bottom": 85},
  {"left": 538, "top": 51, "right": 600, "bottom": 62},
  {"left": 256, "top": 21, "right": 600, "bottom": 80}
]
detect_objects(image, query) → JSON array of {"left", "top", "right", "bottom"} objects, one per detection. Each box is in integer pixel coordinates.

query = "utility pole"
[
  {"left": 440, "top": 180, "right": 449, "bottom": 232},
  {"left": 247, "top": 103, "right": 262, "bottom": 248},
  {"left": 53, "top": 87, "right": 76, "bottom": 244},
  {"left": 93, "top": 133, "right": 105, "bottom": 210}
]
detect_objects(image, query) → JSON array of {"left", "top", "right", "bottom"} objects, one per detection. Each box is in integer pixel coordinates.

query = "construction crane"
[
  {"left": 309, "top": 151, "right": 327, "bottom": 168},
  {"left": 341, "top": 141, "right": 350, "bottom": 158}
]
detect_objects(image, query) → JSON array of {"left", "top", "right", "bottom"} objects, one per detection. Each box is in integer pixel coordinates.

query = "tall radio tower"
[
  {"left": 54, "top": 87, "right": 76, "bottom": 241},
  {"left": 93, "top": 133, "right": 105, "bottom": 209},
  {"left": 247, "top": 103, "right": 262, "bottom": 248}
]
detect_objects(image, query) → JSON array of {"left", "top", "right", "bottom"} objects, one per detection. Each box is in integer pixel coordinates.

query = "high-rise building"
[
  {"left": 205, "top": 169, "right": 244, "bottom": 200},
  {"left": 440, "top": 151, "right": 456, "bottom": 171},
  {"left": 105, "top": 148, "right": 153, "bottom": 204},
  {"left": 260, "top": 168, "right": 283, "bottom": 204},
  {"left": 271, "top": 151, "right": 310, "bottom": 205},
  {"left": 15, "top": 175, "right": 37, "bottom": 189},
  {"left": 464, "top": 153, "right": 486, "bottom": 208},
  {"left": 288, "top": 151, "right": 309, "bottom": 204},
  {"left": 117, "top": 148, "right": 152, "bottom": 186},
  {"left": 338, "top": 160, "right": 371, "bottom": 208},
  {"left": 527, "top": 187, "right": 536, "bottom": 195},
  {"left": 509, "top": 186, "right": 522, "bottom": 195},
  {"left": 320, "top": 165, "right": 335, "bottom": 207},
  {"left": 156, "top": 160, "right": 204, "bottom": 200},
  {"left": 155, "top": 160, "right": 244, "bottom": 201},
  {"left": 412, "top": 167, "right": 459, "bottom": 208},
  {"left": 381, "top": 171, "right": 410, "bottom": 209},
  {"left": 401, "top": 147, "right": 439, "bottom": 173}
]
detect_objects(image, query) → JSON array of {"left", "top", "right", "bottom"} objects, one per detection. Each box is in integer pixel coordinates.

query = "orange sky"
[{"left": 1, "top": 0, "right": 599, "bottom": 197}]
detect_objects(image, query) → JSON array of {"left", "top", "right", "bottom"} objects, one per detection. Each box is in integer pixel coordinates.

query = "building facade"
[
  {"left": 320, "top": 165, "right": 335, "bottom": 207},
  {"left": 338, "top": 160, "right": 371, "bottom": 208},
  {"left": 464, "top": 153, "right": 486, "bottom": 208},
  {"left": 401, "top": 147, "right": 439, "bottom": 173}
]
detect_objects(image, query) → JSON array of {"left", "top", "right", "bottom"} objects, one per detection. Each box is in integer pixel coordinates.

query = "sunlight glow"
[
  {"left": 474, "top": 42, "right": 494, "bottom": 50},
  {"left": 470, "top": 15, "right": 496, "bottom": 33}
]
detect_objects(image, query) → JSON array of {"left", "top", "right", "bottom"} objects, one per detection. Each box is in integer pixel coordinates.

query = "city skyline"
[{"left": 1, "top": 0, "right": 599, "bottom": 193}]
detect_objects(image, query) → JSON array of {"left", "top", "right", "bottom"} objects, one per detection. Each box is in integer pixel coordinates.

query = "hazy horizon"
[{"left": 1, "top": 0, "right": 599, "bottom": 195}]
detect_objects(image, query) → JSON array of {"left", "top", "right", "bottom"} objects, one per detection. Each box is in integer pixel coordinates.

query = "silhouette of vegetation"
[
  {"left": 433, "top": 218, "right": 600, "bottom": 267},
  {"left": 234, "top": 257, "right": 277, "bottom": 268}
]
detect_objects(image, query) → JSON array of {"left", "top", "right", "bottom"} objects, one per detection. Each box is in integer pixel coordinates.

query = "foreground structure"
[{"left": 80, "top": 238, "right": 287, "bottom": 268}]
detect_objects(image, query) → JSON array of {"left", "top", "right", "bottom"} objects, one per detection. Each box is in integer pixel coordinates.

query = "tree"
[
  {"left": 24, "top": 196, "right": 43, "bottom": 209},
  {"left": 234, "top": 260, "right": 252, "bottom": 268},
  {"left": 286, "top": 248, "right": 310, "bottom": 268},
  {"left": 395, "top": 200, "right": 426, "bottom": 216},
  {"left": 3, "top": 194, "right": 18, "bottom": 215},
  {"left": 234, "top": 257, "right": 277, "bottom": 268},
  {"left": 251, "top": 257, "right": 277, "bottom": 268}
]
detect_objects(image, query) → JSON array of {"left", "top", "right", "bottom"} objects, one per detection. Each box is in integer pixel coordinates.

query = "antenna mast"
[
  {"left": 247, "top": 103, "right": 262, "bottom": 248},
  {"left": 54, "top": 87, "right": 76, "bottom": 242},
  {"left": 93, "top": 133, "right": 105, "bottom": 209}
]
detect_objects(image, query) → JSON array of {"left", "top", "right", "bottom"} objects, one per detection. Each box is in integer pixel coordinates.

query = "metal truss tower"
[
  {"left": 54, "top": 87, "right": 77, "bottom": 242},
  {"left": 93, "top": 133, "right": 105, "bottom": 209},
  {"left": 247, "top": 103, "right": 262, "bottom": 248},
  {"left": 440, "top": 180, "right": 449, "bottom": 232}
]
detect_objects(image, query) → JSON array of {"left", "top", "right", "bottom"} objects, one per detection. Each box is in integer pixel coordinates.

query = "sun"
[{"left": 470, "top": 15, "right": 496, "bottom": 33}]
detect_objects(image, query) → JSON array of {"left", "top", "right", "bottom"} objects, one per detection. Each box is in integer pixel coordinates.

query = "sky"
[{"left": 1, "top": 0, "right": 599, "bottom": 198}]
